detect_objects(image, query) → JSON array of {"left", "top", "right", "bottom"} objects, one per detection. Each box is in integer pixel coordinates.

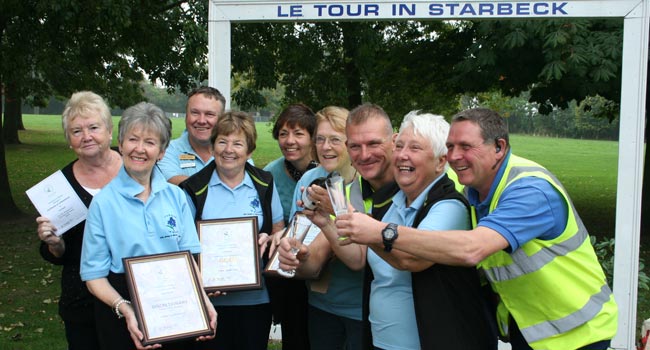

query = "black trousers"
[{"left": 193, "top": 303, "right": 272, "bottom": 350}]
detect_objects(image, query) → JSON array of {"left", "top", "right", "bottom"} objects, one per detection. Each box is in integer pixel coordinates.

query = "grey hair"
[
  {"left": 61, "top": 91, "right": 113, "bottom": 143},
  {"left": 118, "top": 102, "right": 172, "bottom": 151},
  {"left": 398, "top": 110, "right": 450, "bottom": 158}
]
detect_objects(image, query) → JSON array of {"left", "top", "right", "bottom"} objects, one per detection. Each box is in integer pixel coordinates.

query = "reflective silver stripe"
[
  {"left": 483, "top": 164, "right": 590, "bottom": 282},
  {"left": 520, "top": 283, "right": 613, "bottom": 343},
  {"left": 483, "top": 221, "right": 588, "bottom": 282}
]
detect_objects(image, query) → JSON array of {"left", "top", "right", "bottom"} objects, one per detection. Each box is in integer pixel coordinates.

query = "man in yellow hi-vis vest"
[{"left": 336, "top": 107, "right": 617, "bottom": 350}]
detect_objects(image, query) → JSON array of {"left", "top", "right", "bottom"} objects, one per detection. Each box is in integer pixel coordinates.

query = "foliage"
[
  {"left": 463, "top": 91, "right": 620, "bottom": 140},
  {"left": 1, "top": 0, "right": 209, "bottom": 108},
  {"left": 453, "top": 19, "right": 623, "bottom": 113},
  {"left": 231, "top": 21, "right": 473, "bottom": 121},
  {"left": 591, "top": 237, "right": 650, "bottom": 309}
]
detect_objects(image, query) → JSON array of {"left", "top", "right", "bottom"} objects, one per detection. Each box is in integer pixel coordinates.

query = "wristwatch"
[{"left": 381, "top": 223, "right": 399, "bottom": 252}]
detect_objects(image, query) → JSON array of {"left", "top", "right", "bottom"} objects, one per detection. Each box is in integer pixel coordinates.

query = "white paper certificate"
[
  {"left": 197, "top": 217, "right": 261, "bottom": 292},
  {"left": 25, "top": 170, "right": 88, "bottom": 235},
  {"left": 123, "top": 251, "right": 212, "bottom": 345},
  {"left": 129, "top": 255, "right": 207, "bottom": 340}
]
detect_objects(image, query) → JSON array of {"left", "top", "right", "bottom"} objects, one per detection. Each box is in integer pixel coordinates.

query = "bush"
[{"left": 591, "top": 236, "right": 649, "bottom": 297}]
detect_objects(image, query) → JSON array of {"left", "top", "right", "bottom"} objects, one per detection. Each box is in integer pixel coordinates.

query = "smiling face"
[
  {"left": 213, "top": 130, "right": 251, "bottom": 176},
  {"left": 119, "top": 125, "right": 164, "bottom": 184},
  {"left": 346, "top": 117, "right": 394, "bottom": 189},
  {"left": 314, "top": 120, "right": 349, "bottom": 173},
  {"left": 393, "top": 126, "right": 446, "bottom": 202},
  {"left": 446, "top": 120, "right": 500, "bottom": 199},
  {"left": 66, "top": 111, "right": 113, "bottom": 160},
  {"left": 277, "top": 123, "right": 313, "bottom": 166},
  {"left": 185, "top": 93, "right": 224, "bottom": 149}
]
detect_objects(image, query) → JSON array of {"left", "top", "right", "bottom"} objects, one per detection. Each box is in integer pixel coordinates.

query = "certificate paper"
[
  {"left": 197, "top": 217, "right": 261, "bottom": 292},
  {"left": 123, "top": 251, "right": 212, "bottom": 345},
  {"left": 25, "top": 170, "right": 87, "bottom": 235}
]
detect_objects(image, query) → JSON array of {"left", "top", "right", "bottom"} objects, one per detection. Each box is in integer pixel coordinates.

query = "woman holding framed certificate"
[
  {"left": 180, "top": 111, "right": 285, "bottom": 350},
  {"left": 35, "top": 91, "right": 121, "bottom": 350},
  {"left": 80, "top": 102, "right": 217, "bottom": 350}
]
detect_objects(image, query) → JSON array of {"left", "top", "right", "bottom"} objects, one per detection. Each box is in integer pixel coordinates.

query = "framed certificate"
[
  {"left": 123, "top": 251, "right": 213, "bottom": 346},
  {"left": 197, "top": 217, "right": 261, "bottom": 292}
]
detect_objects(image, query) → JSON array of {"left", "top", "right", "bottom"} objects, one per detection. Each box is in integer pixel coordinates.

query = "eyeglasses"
[{"left": 315, "top": 135, "right": 345, "bottom": 146}]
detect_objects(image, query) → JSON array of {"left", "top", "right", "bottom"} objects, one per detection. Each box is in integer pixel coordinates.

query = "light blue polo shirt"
[
  {"left": 159, "top": 130, "right": 255, "bottom": 181},
  {"left": 368, "top": 173, "right": 470, "bottom": 350},
  {"left": 189, "top": 169, "right": 284, "bottom": 306},
  {"left": 264, "top": 157, "right": 297, "bottom": 223},
  {"left": 290, "top": 166, "right": 364, "bottom": 321},
  {"left": 80, "top": 166, "right": 200, "bottom": 281},
  {"left": 158, "top": 130, "right": 212, "bottom": 180}
]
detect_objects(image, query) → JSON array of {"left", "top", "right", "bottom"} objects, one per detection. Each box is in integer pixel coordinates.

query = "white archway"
[{"left": 207, "top": 1, "right": 649, "bottom": 348}]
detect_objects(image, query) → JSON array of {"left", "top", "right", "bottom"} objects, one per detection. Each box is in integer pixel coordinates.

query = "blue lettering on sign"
[
  {"left": 427, "top": 2, "right": 568, "bottom": 16},
  {"left": 277, "top": 5, "right": 303, "bottom": 17},
  {"left": 478, "top": 3, "right": 494, "bottom": 15},
  {"left": 429, "top": 4, "right": 444, "bottom": 15},
  {"left": 459, "top": 3, "right": 477, "bottom": 15},
  {"left": 553, "top": 2, "right": 568, "bottom": 14},
  {"left": 313, "top": 4, "right": 379, "bottom": 17},
  {"left": 275, "top": 2, "right": 570, "bottom": 18}
]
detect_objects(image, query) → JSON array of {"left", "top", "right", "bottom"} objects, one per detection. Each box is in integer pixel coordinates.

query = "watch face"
[{"left": 383, "top": 227, "right": 396, "bottom": 240}]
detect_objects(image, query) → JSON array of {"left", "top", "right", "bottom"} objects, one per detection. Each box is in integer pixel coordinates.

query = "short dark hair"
[
  {"left": 272, "top": 103, "right": 317, "bottom": 140},
  {"left": 452, "top": 108, "right": 509, "bottom": 147},
  {"left": 186, "top": 86, "right": 226, "bottom": 114}
]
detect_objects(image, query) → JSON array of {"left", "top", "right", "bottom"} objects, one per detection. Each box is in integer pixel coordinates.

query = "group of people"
[{"left": 37, "top": 86, "right": 618, "bottom": 350}]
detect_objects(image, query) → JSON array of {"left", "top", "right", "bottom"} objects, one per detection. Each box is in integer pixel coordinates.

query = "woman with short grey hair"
[{"left": 81, "top": 102, "right": 217, "bottom": 350}]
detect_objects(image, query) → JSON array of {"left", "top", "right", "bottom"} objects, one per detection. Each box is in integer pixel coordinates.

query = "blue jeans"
[{"left": 308, "top": 305, "right": 362, "bottom": 350}]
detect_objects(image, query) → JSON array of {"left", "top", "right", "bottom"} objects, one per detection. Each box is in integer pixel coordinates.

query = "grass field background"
[{"left": 0, "top": 114, "right": 641, "bottom": 349}]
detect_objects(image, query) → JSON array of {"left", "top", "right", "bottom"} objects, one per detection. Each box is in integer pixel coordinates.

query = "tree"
[
  {"left": 0, "top": 0, "right": 209, "bottom": 218},
  {"left": 230, "top": 17, "right": 633, "bottom": 235}
]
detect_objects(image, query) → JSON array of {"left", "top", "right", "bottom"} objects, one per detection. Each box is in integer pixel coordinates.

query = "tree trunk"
[
  {"left": 3, "top": 82, "right": 22, "bottom": 144},
  {"left": 0, "top": 16, "right": 23, "bottom": 219},
  {"left": 0, "top": 86, "right": 22, "bottom": 219},
  {"left": 341, "top": 23, "right": 363, "bottom": 108},
  {"left": 18, "top": 102, "right": 24, "bottom": 130}
]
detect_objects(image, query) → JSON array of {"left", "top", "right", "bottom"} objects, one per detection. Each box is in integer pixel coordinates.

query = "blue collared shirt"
[
  {"left": 81, "top": 166, "right": 200, "bottom": 281},
  {"left": 368, "top": 173, "right": 470, "bottom": 350},
  {"left": 466, "top": 151, "right": 568, "bottom": 252}
]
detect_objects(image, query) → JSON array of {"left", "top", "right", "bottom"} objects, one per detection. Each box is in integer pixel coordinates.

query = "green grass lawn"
[{"left": 0, "top": 114, "right": 642, "bottom": 349}]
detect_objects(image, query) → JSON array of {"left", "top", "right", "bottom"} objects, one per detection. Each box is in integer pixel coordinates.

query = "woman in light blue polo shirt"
[
  {"left": 80, "top": 102, "right": 217, "bottom": 350},
  {"left": 180, "top": 111, "right": 285, "bottom": 350}
]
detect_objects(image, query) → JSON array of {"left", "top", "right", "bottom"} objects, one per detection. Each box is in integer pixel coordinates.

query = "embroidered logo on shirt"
[
  {"left": 166, "top": 216, "right": 177, "bottom": 230},
  {"left": 160, "top": 214, "right": 180, "bottom": 240},
  {"left": 250, "top": 198, "right": 260, "bottom": 211}
]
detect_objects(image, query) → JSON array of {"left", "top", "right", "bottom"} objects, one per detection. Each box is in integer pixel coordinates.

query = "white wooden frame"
[{"left": 208, "top": 1, "right": 649, "bottom": 348}]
